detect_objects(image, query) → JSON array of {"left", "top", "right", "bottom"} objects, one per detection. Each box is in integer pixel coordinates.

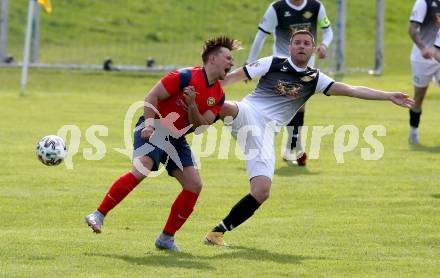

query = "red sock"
[
  {"left": 98, "top": 172, "right": 140, "bottom": 215},
  {"left": 163, "top": 190, "right": 199, "bottom": 235}
]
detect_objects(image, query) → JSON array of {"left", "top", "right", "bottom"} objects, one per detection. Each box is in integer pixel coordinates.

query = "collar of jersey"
[
  {"left": 285, "top": 0, "right": 307, "bottom": 11},
  {"left": 287, "top": 57, "right": 308, "bottom": 72},
  {"left": 202, "top": 67, "right": 216, "bottom": 88}
]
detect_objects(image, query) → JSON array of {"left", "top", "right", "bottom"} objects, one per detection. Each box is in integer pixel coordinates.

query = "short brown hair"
[
  {"left": 201, "top": 36, "right": 242, "bottom": 64},
  {"left": 290, "top": 30, "right": 315, "bottom": 46}
]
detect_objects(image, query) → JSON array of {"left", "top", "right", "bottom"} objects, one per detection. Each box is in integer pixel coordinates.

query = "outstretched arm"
[
  {"left": 327, "top": 82, "right": 414, "bottom": 108},
  {"left": 219, "top": 67, "right": 250, "bottom": 87}
]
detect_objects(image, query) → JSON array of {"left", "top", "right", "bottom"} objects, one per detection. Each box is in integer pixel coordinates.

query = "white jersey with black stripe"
[{"left": 242, "top": 56, "right": 334, "bottom": 126}]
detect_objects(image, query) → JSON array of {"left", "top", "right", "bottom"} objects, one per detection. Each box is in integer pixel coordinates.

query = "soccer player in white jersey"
[
  {"left": 203, "top": 30, "right": 414, "bottom": 246},
  {"left": 247, "top": 0, "right": 333, "bottom": 165},
  {"left": 408, "top": 0, "right": 440, "bottom": 144}
]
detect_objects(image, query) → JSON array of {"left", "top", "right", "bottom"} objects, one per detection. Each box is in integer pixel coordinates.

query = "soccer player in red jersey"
[{"left": 85, "top": 37, "right": 241, "bottom": 252}]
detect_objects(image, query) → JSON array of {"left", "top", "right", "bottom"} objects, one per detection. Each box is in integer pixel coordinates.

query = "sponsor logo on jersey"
[
  {"left": 284, "top": 11, "right": 291, "bottom": 17},
  {"left": 207, "top": 97, "right": 216, "bottom": 106},
  {"left": 275, "top": 80, "right": 303, "bottom": 99},
  {"left": 289, "top": 23, "right": 312, "bottom": 33},
  {"left": 280, "top": 66, "right": 289, "bottom": 72},
  {"left": 433, "top": 1, "right": 438, "bottom": 7},
  {"left": 303, "top": 11, "right": 313, "bottom": 19},
  {"left": 300, "top": 72, "right": 318, "bottom": 82}
]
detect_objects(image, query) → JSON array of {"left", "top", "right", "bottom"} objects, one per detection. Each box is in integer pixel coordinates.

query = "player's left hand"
[
  {"left": 389, "top": 92, "right": 415, "bottom": 108},
  {"left": 316, "top": 44, "right": 327, "bottom": 59}
]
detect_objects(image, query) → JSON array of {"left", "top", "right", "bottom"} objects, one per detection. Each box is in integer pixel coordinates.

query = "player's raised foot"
[
  {"left": 155, "top": 234, "right": 181, "bottom": 252},
  {"left": 296, "top": 152, "right": 307, "bottom": 166},
  {"left": 84, "top": 211, "right": 104, "bottom": 234},
  {"left": 282, "top": 149, "right": 295, "bottom": 161},
  {"left": 204, "top": 231, "right": 227, "bottom": 246},
  {"left": 409, "top": 130, "right": 419, "bottom": 145}
]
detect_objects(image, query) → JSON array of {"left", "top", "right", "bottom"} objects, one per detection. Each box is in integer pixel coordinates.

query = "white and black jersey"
[
  {"left": 410, "top": 0, "right": 440, "bottom": 48},
  {"left": 242, "top": 56, "right": 334, "bottom": 126},
  {"left": 259, "top": 0, "right": 331, "bottom": 58}
]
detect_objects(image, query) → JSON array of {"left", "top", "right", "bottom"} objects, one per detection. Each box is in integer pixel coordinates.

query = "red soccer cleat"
[{"left": 296, "top": 152, "right": 307, "bottom": 166}]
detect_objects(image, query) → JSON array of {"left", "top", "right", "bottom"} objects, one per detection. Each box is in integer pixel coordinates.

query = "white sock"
[{"left": 410, "top": 126, "right": 418, "bottom": 135}]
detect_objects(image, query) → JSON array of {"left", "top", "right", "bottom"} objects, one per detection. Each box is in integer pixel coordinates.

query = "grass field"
[
  {"left": 1, "top": 0, "right": 440, "bottom": 277},
  {"left": 1, "top": 67, "right": 440, "bottom": 277},
  {"left": 6, "top": 0, "right": 414, "bottom": 71}
]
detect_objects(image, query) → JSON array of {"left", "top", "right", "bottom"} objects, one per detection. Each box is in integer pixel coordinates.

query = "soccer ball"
[{"left": 36, "top": 135, "right": 67, "bottom": 166}]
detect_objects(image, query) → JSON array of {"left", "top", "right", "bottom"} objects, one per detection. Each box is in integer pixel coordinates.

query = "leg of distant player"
[
  {"left": 204, "top": 176, "right": 271, "bottom": 246},
  {"left": 409, "top": 85, "right": 426, "bottom": 144},
  {"left": 154, "top": 166, "right": 201, "bottom": 252},
  {"left": 84, "top": 156, "right": 153, "bottom": 234},
  {"left": 283, "top": 105, "right": 307, "bottom": 166}
]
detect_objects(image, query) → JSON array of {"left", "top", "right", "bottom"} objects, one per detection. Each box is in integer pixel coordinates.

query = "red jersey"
[{"left": 157, "top": 67, "right": 225, "bottom": 130}]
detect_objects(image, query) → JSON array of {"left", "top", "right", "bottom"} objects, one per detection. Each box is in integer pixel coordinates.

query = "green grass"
[
  {"left": 1, "top": 67, "right": 440, "bottom": 277},
  {"left": 7, "top": 0, "right": 415, "bottom": 71}
]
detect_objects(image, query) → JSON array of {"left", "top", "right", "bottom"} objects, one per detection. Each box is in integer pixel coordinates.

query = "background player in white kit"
[
  {"left": 203, "top": 30, "right": 414, "bottom": 246},
  {"left": 408, "top": 0, "right": 440, "bottom": 144},
  {"left": 246, "top": 0, "right": 333, "bottom": 165}
]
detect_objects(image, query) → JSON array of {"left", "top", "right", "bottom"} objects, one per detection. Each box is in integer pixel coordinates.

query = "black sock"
[
  {"left": 215, "top": 194, "right": 261, "bottom": 232},
  {"left": 288, "top": 111, "right": 304, "bottom": 150},
  {"left": 409, "top": 109, "right": 422, "bottom": 128},
  {"left": 212, "top": 223, "right": 227, "bottom": 233}
]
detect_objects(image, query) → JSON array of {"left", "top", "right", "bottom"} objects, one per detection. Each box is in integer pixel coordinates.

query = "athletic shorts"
[
  {"left": 133, "top": 116, "right": 196, "bottom": 176},
  {"left": 410, "top": 46, "right": 440, "bottom": 87},
  {"left": 230, "top": 100, "right": 279, "bottom": 180}
]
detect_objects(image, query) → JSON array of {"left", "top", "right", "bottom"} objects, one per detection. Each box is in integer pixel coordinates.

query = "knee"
[
  {"left": 251, "top": 188, "right": 270, "bottom": 203},
  {"left": 192, "top": 180, "right": 203, "bottom": 194},
  {"left": 131, "top": 156, "right": 153, "bottom": 180},
  {"left": 250, "top": 176, "right": 272, "bottom": 203},
  {"left": 184, "top": 178, "right": 203, "bottom": 194}
]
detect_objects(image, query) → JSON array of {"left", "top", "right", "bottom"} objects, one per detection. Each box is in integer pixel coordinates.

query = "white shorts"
[
  {"left": 230, "top": 100, "right": 279, "bottom": 180},
  {"left": 410, "top": 46, "right": 440, "bottom": 87}
]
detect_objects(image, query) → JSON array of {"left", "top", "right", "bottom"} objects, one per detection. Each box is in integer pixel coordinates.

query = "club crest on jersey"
[
  {"left": 275, "top": 80, "right": 303, "bottom": 99},
  {"left": 303, "top": 11, "right": 313, "bottom": 19},
  {"left": 207, "top": 97, "right": 216, "bottom": 106}
]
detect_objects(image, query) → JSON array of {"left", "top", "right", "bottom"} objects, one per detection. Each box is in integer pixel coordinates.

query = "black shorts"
[{"left": 133, "top": 116, "right": 196, "bottom": 176}]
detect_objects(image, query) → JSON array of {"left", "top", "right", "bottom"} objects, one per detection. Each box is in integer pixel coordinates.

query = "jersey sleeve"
[
  {"left": 160, "top": 70, "right": 181, "bottom": 96},
  {"left": 258, "top": 4, "right": 278, "bottom": 34},
  {"left": 410, "top": 0, "right": 427, "bottom": 24},
  {"left": 243, "top": 56, "right": 273, "bottom": 80},
  {"left": 315, "top": 71, "right": 334, "bottom": 95},
  {"left": 317, "top": 3, "right": 331, "bottom": 28}
]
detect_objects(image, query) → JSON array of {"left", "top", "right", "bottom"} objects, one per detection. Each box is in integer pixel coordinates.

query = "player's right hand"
[
  {"left": 317, "top": 44, "right": 327, "bottom": 59},
  {"left": 141, "top": 125, "right": 155, "bottom": 139}
]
